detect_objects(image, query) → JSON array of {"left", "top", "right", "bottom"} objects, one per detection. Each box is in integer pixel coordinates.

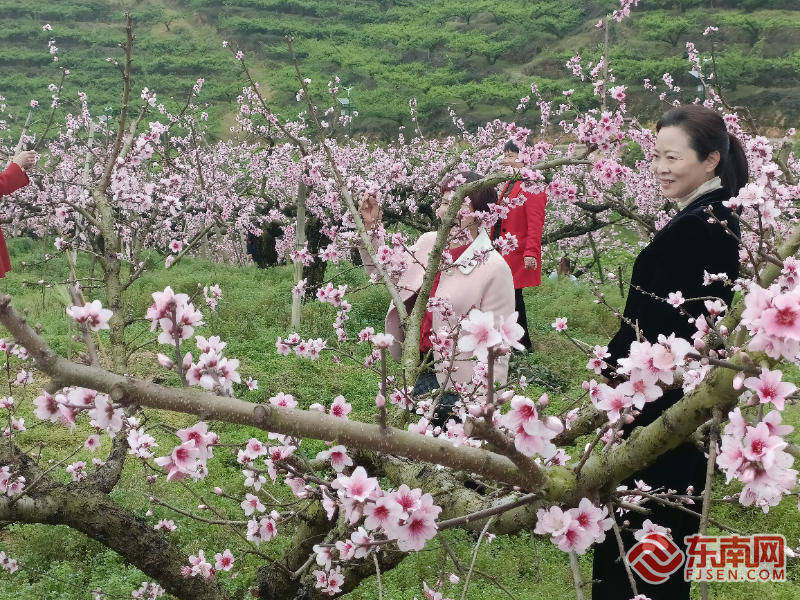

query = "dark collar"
[{"left": 653, "top": 187, "right": 732, "bottom": 241}]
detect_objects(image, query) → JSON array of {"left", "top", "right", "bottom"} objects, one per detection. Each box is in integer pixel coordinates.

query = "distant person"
[
  {"left": 494, "top": 140, "right": 547, "bottom": 351},
  {"left": 0, "top": 150, "right": 38, "bottom": 278},
  {"left": 358, "top": 172, "right": 515, "bottom": 427}
]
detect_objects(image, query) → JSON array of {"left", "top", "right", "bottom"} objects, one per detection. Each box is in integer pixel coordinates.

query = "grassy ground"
[{"left": 0, "top": 237, "right": 797, "bottom": 599}]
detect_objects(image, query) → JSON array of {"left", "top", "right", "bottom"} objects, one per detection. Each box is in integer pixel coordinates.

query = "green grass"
[{"left": 0, "top": 237, "right": 797, "bottom": 599}]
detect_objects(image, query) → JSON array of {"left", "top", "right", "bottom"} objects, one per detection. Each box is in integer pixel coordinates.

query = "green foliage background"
[{"left": 0, "top": 0, "right": 799, "bottom": 140}]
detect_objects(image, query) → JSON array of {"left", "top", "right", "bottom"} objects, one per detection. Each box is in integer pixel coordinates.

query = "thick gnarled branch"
[{"left": 0, "top": 445, "right": 230, "bottom": 600}]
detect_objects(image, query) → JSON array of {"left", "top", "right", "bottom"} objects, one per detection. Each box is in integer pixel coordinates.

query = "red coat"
[
  {"left": 0, "top": 162, "right": 30, "bottom": 277},
  {"left": 497, "top": 181, "right": 547, "bottom": 289}
]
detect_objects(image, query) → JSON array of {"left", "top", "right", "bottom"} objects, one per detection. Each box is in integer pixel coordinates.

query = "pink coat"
[{"left": 361, "top": 229, "right": 515, "bottom": 390}]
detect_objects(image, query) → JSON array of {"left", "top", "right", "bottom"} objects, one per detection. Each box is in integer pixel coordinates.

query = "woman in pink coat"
[
  {"left": 359, "top": 172, "right": 516, "bottom": 427},
  {"left": 494, "top": 141, "right": 547, "bottom": 351},
  {"left": 0, "top": 151, "right": 38, "bottom": 278}
]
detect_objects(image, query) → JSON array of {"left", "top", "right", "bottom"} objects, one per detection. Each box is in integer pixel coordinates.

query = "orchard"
[{"left": 0, "top": 2, "right": 798, "bottom": 600}]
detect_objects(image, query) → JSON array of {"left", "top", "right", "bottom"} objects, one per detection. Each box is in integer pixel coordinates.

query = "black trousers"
[
  {"left": 515, "top": 288, "right": 532, "bottom": 350},
  {"left": 591, "top": 389, "right": 708, "bottom": 599},
  {"left": 413, "top": 362, "right": 460, "bottom": 429}
]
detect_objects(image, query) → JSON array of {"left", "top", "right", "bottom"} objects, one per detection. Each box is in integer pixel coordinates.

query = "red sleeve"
[
  {"left": 0, "top": 163, "right": 30, "bottom": 197},
  {"left": 523, "top": 191, "right": 546, "bottom": 257}
]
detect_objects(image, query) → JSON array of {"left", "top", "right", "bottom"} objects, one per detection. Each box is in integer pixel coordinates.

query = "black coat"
[
  {"left": 607, "top": 186, "right": 740, "bottom": 392},
  {"left": 592, "top": 187, "right": 741, "bottom": 600}
]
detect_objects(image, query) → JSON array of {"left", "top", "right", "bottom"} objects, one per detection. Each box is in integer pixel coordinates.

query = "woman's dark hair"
[
  {"left": 503, "top": 140, "right": 520, "bottom": 153},
  {"left": 656, "top": 105, "right": 749, "bottom": 195},
  {"left": 439, "top": 171, "right": 498, "bottom": 213}
]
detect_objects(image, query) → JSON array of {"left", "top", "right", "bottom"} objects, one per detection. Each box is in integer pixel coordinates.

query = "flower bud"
[
  {"left": 732, "top": 372, "right": 745, "bottom": 390},
  {"left": 157, "top": 353, "right": 175, "bottom": 369}
]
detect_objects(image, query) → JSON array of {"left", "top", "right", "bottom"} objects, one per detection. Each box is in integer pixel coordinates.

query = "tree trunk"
[
  {"left": 104, "top": 252, "right": 127, "bottom": 373},
  {"left": 301, "top": 215, "right": 330, "bottom": 300},
  {"left": 247, "top": 221, "right": 283, "bottom": 268},
  {"left": 291, "top": 181, "right": 308, "bottom": 329}
]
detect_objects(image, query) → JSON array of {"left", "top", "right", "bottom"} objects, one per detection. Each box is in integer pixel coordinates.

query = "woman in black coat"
[{"left": 592, "top": 105, "right": 749, "bottom": 600}]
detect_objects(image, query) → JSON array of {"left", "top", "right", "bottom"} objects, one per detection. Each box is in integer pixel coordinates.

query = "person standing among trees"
[
  {"left": 494, "top": 140, "right": 547, "bottom": 352},
  {"left": 592, "top": 104, "right": 747, "bottom": 599},
  {"left": 0, "top": 150, "right": 38, "bottom": 278},
  {"left": 358, "top": 172, "right": 516, "bottom": 427}
]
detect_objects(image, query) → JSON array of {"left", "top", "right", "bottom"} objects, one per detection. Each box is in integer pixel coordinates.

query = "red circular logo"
[{"left": 626, "top": 533, "right": 686, "bottom": 584}]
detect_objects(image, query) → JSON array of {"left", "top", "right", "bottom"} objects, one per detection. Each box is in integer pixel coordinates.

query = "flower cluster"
[
  {"left": 741, "top": 281, "right": 800, "bottom": 361},
  {"left": 66, "top": 299, "right": 113, "bottom": 332},
  {"left": 324, "top": 467, "right": 442, "bottom": 561},
  {"left": 457, "top": 308, "right": 524, "bottom": 363},
  {"left": 716, "top": 408, "right": 797, "bottom": 513},
  {"left": 131, "top": 581, "right": 165, "bottom": 599},
  {"left": 276, "top": 333, "right": 327, "bottom": 359},
  {"left": 0, "top": 551, "right": 18, "bottom": 574},
  {"left": 590, "top": 335, "right": 693, "bottom": 424},
  {"left": 312, "top": 567, "right": 344, "bottom": 596},
  {"left": 33, "top": 387, "right": 126, "bottom": 435},
  {"left": 375, "top": 242, "right": 410, "bottom": 281},
  {"left": 0, "top": 466, "right": 25, "bottom": 497},
  {"left": 202, "top": 284, "right": 222, "bottom": 311},
  {"left": 153, "top": 422, "right": 218, "bottom": 482},
  {"left": 316, "top": 283, "right": 352, "bottom": 340},
  {"left": 492, "top": 232, "right": 519, "bottom": 255},
  {"left": 743, "top": 367, "right": 797, "bottom": 411},
  {"left": 183, "top": 335, "right": 241, "bottom": 396},
  {"left": 500, "top": 394, "right": 564, "bottom": 459},
  {"left": 146, "top": 286, "right": 204, "bottom": 346},
  {"left": 534, "top": 498, "right": 614, "bottom": 553},
  {"left": 290, "top": 245, "right": 313, "bottom": 266}
]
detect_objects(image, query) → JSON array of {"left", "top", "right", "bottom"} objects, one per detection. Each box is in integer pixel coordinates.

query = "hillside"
[{"left": 0, "top": 0, "right": 798, "bottom": 139}]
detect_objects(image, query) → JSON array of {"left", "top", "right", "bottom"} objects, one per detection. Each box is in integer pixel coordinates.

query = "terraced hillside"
[{"left": 0, "top": 0, "right": 798, "bottom": 138}]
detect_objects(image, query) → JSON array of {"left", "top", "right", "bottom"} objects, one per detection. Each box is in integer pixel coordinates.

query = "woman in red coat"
[
  {"left": 495, "top": 141, "right": 547, "bottom": 350},
  {"left": 0, "top": 150, "right": 38, "bottom": 277}
]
